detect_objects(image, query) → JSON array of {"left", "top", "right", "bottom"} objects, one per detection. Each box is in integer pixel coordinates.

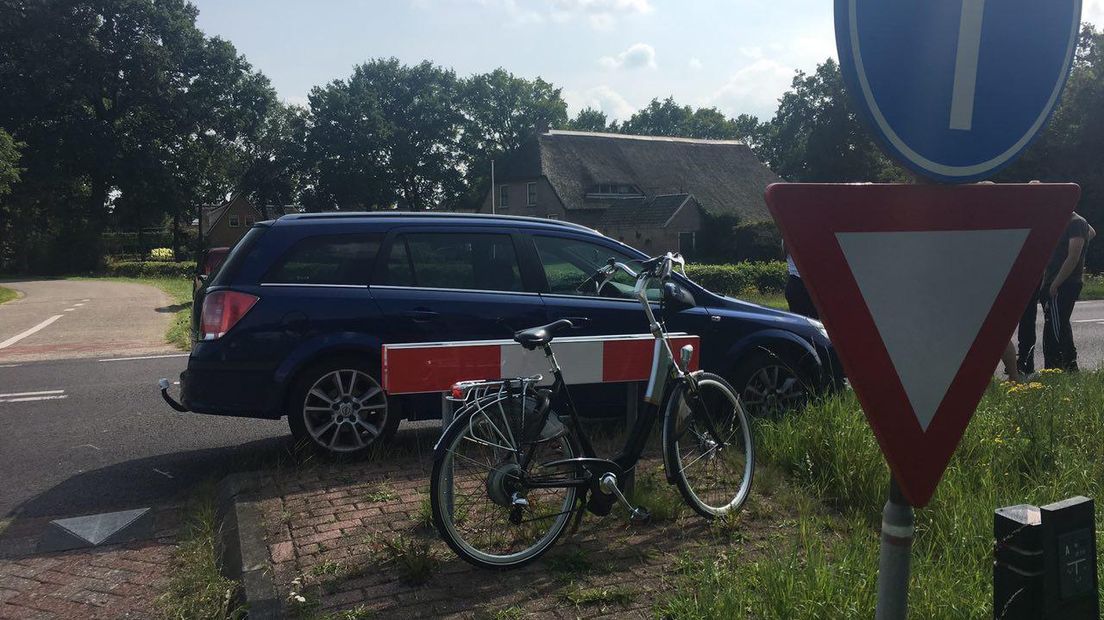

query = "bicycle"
[{"left": 429, "top": 252, "right": 755, "bottom": 569}]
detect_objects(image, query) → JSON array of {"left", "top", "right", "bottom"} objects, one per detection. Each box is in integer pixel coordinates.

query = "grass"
[
  {"left": 734, "top": 291, "right": 789, "bottom": 311},
  {"left": 1082, "top": 273, "right": 1104, "bottom": 300},
  {"left": 562, "top": 584, "right": 637, "bottom": 608},
  {"left": 371, "top": 534, "right": 440, "bottom": 585},
  {"left": 69, "top": 275, "right": 193, "bottom": 349},
  {"left": 363, "top": 483, "right": 399, "bottom": 503},
  {"left": 0, "top": 285, "right": 18, "bottom": 305},
  {"left": 158, "top": 482, "right": 245, "bottom": 619},
  {"left": 660, "top": 369, "right": 1104, "bottom": 618}
]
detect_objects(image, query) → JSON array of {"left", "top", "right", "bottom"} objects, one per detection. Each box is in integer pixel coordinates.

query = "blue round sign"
[{"left": 835, "top": 0, "right": 1082, "bottom": 183}]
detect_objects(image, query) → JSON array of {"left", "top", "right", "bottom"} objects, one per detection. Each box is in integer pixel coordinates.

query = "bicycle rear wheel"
[
  {"left": 431, "top": 406, "right": 580, "bottom": 569},
  {"left": 662, "top": 372, "right": 754, "bottom": 519}
]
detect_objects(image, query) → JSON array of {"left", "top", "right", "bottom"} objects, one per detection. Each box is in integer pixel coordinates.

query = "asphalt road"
[
  {"left": 0, "top": 354, "right": 288, "bottom": 520},
  {"left": 0, "top": 279, "right": 179, "bottom": 363}
]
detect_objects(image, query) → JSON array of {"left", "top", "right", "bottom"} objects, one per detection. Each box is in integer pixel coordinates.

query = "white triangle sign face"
[
  {"left": 766, "top": 183, "right": 1079, "bottom": 506},
  {"left": 836, "top": 229, "right": 1028, "bottom": 431}
]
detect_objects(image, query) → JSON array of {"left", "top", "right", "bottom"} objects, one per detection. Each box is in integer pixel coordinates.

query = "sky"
[{"left": 191, "top": 0, "right": 1104, "bottom": 123}]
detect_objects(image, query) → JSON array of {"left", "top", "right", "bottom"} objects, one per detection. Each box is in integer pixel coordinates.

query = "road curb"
[{"left": 216, "top": 472, "right": 282, "bottom": 619}]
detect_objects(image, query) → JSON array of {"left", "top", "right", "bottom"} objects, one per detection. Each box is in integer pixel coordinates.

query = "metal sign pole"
[{"left": 875, "top": 477, "right": 915, "bottom": 620}]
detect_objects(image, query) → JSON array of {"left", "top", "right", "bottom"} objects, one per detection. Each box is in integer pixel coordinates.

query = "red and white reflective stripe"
[{"left": 381, "top": 333, "right": 700, "bottom": 395}]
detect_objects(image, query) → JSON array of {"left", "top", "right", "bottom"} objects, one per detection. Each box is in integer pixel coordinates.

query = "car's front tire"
[
  {"left": 288, "top": 356, "right": 399, "bottom": 456},
  {"left": 731, "top": 349, "right": 812, "bottom": 418}
]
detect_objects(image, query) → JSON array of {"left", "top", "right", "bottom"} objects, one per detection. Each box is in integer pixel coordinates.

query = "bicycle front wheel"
[
  {"left": 662, "top": 372, "right": 754, "bottom": 519},
  {"left": 430, "top": 407, "right": 580, "bottom": 569}
]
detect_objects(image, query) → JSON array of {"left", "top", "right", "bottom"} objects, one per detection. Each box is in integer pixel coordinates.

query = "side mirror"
[{"left": 662, "top": 281, "right": 695, "bottom": 311}]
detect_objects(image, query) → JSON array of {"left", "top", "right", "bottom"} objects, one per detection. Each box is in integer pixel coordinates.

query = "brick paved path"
[
  {"left": 0, "top": 540, "right": 174, "bottom": 619},
  {"left": 0, "top": 509, "right": 179, "bottom": 619},
  {"left": 249, "top": 424, "right": 798, "bottom": 619}
]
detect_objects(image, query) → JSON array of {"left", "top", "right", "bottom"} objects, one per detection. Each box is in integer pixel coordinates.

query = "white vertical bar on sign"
[{"left": 949, "top": 0, "right": 986, "bottom": 131}]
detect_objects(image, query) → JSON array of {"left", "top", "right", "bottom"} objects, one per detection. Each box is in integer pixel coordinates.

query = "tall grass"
[{"left": 660, "top": 370, "right": 1104, "bottom": 618}]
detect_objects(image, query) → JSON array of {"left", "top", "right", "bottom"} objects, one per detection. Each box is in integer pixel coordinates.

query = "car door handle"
[{"left": 402, "top": 310, "right": 439, "bottom": 322}]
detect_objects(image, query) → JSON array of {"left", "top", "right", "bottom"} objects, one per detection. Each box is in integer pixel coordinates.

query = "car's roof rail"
[{"left": 273, "top": 211, "right": 597, "bottom": 233}]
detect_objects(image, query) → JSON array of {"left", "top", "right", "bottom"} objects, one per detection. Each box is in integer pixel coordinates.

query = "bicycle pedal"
[
  {"left": 630, "top": 507, "right": 651, "bottom": 523},
  {"left": 511, "top": 493, "right": 529, "bottom": 508}
]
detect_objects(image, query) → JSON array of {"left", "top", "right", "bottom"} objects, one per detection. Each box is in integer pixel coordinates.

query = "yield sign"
[{"left": 767, "top": 183, "right": 1079, "bottom": 506}]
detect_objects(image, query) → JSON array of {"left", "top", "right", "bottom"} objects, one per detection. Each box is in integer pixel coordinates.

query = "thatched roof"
[
  {"left": 498, "top": 130, "right": 779, "bottom": 221},
  {"left": 600, "top": 194, "right": 697, "bottom": 228}
]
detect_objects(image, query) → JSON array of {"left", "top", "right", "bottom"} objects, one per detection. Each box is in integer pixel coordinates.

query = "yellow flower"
[
  {"left": 1038, "top": 368, "right": 1063, "bottom": 375},
  {"left": 994, "top": 437, "right": 1004, "bottom": 444}
]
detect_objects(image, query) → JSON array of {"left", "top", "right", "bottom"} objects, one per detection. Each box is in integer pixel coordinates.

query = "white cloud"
[
  {"left": 599, "top": 43, "right": 657, "bottom": 70},
  {"left": 453, "top": 0, "right": 652, "bottom": 30},
  {"left": 708, "top": 58, "right": 796, "bottom": 119},
  {"left": 565, "top": 85, "right": 636, "bottom": 120},
  {"left": 688, "top": 57, "right": 703, "bottom": 71},
  {"left": 1086, "top": 1, "right": 1104, "bottom": 26},
  {"left": 739, "top": 46, "right": 763, "bottom": 60}
]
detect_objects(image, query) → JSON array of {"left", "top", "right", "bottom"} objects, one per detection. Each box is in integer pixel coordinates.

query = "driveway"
[{"left": 0, "top": 279, "right": 180, "bottom": 363}]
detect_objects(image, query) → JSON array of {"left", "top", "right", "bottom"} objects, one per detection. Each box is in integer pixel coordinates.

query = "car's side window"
[
  {"left": 533, "top": 235, "right": 658, "bottom": 300},
  {"left": 263, "top": 234, "right": 381, "bottom": 285},
  {"left": 380, "top": 232, "right": 523, "bottom": 292}
]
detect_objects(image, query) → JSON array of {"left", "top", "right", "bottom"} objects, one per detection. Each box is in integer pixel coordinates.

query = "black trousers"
[
  {"left": 1042, "top": 280, "right": 1082, "bottom": 371},
  {"left": 784, "top": 275, "right": 818, "bottom": 319},
  {"left": 1016, "top": 289, "right": 1040, "bottom": 375}
]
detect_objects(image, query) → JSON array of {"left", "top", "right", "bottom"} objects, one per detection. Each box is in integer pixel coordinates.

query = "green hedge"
[
  {"left": 103, "top": 260, "right": 193, "bottom": 279},
  {"left": 684, "top": 261, "right": 787, "bottom": 296}
]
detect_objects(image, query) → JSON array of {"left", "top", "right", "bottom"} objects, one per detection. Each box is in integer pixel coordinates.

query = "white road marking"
[
  {"left": 98, "top": 353, "right": 189, "bottom": 362},
  {"left": 74, "top": 303, "right": 84, "bottom": 307},
  {"left": 64, "top": 308, "right": 75, "bottom": 312},
  {"left": 950, "top": 0, "right": 986, "bottom": 130},
  {"left": 1072, "top": 319, "right": 1104, "bottom": 323},
  {"left": 81, "top": 299, "right": 90, "bottom": 302},
  {"left": 78, "top": 444, "right": 101, "bottom": 451},
  {"left": 0, "top": 389, "right": 64, "bottom": 398},
  {"left": 0, "top": 364, "right": 22, "bottom": 369},
  {"left": 152, "top": 468, "right": 173, "bottom": 479},
  {"left": 0, "top": 315, "right": 63, "bottom": 349},
  {"left": 0, "top": 394, "right": 68, "bottom": 403}
]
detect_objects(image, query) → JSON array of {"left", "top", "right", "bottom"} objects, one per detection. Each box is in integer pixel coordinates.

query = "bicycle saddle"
[{"left": 513, "top": 319, "right": 574, "bottom": 350}]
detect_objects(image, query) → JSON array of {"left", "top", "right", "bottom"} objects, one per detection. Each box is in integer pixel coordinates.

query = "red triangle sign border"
[{"left": 766, "top": 183, "right": 1079, "bottom": 507}]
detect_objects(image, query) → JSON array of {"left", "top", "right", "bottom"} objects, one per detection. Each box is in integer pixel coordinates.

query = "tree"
[
  {"left": 758, "top": 59, "right": 905, "bottom": 182},
  {"left": 566, "top": 107, "right": 611, "bottom": 132},
  {"left": 1002, "top": 24, "right": 1104, "bottom": 268},
  {"left": 0, "top": 0, "right": 277, "bottom": 271},
  {"left": 619, "top": 97, "right": 744, "bottom": 140},
  {"left": 456, "top": 69, "right": 568, "bottom": 208},
  {"left": 307, "top": 59, "right": 464, "bottom": 210},
  {"left": 0, "top": 129, "right": 21, "bottom": 196}
]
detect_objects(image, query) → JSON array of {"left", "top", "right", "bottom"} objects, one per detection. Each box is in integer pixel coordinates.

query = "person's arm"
[{"left": 1048, "top": 235, "right": 1086, "bottom": 297}]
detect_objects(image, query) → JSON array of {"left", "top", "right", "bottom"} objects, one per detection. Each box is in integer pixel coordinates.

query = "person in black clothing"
[
  {"left": 784, "top": 254, "right": 818, "bottom": 319},
  {"left": 1030, "top": 212, "right": 1095, "bottom": 371}
]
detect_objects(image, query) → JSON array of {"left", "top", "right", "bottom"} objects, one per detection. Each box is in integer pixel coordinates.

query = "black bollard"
[{"left": 994, "top": 496, "right": 1098, "bottom": 619}]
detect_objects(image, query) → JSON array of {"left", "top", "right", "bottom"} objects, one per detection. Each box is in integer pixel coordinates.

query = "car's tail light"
[{"left": 200, "top": 290, "right": 259, "bottom": 340}]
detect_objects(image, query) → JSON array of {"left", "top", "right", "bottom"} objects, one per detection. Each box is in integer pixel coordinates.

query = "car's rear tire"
[
  {"left": 288, "top": 356, "right": 399, "bottom": 456},
  {"left": 731, "top": 349, "right": 812, "bottom": 418}
]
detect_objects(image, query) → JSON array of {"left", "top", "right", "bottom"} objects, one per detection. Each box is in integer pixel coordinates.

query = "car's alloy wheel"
[
  {"left": 301, "top": 369, "right": 388, "bottom": 453},
  {"left": 738, "top": 361, "right": 807, "bottom": 418}
]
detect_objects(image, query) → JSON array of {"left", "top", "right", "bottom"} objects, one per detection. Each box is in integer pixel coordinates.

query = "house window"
[
  {"left": 499, "top": 185, "right": 510, "bottom": 208},
  {"left": 228, "top": 215, "right": 240, "bottom": 228},
  {"left": 585, "top": 184, "right": 644, "bottom": 199},
  {"left": 527, "top": 182, "right": 537, "bottom": 206}
]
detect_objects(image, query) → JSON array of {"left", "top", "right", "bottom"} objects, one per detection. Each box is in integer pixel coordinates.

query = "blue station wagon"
[{"left": 169, "top": 212, "right": 841, "bottom": 455}]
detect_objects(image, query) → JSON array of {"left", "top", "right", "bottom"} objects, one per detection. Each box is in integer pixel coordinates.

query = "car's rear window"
[
  {"left": 209, "top": 226, "right": 268, "bottom": 286},
  {"left": 263, "top": 233, "right": 382, "bottom": 285}
]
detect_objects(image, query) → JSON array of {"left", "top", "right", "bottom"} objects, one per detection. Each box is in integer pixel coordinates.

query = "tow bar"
[{"left": 158, "top": 378, "right": 189, "bottom": 412}]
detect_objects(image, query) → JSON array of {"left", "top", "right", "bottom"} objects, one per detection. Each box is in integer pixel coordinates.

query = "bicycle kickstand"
[{"left": 598, "top": 473, "right": 651, "bottom": 523}]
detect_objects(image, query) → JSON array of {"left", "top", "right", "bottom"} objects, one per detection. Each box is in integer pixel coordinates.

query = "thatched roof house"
[{"left": 480, "top": 129, "right": 780, "bottom": 256}]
